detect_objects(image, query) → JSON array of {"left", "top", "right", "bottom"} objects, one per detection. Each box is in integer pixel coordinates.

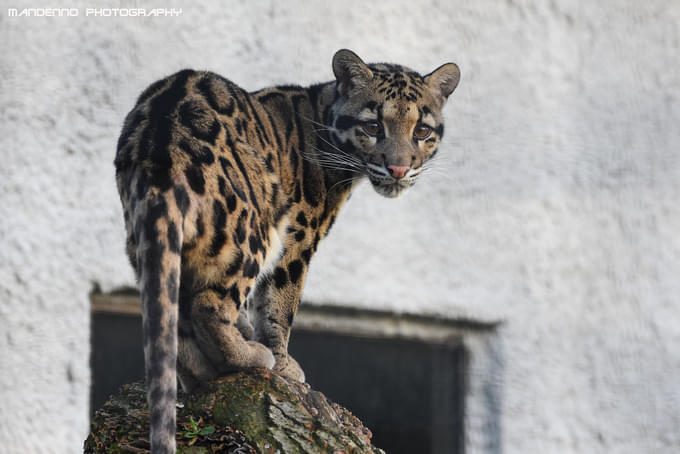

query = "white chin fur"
[{"left": 373, "top": 183, "right": 408, "bottom": 198}]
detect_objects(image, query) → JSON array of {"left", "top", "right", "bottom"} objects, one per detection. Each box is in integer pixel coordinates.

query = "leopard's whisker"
[
  {"left": 304, "top": 147, "right": 364, "bottom": 170},
  {"left": 301, "top": 115, "right": 333, "bottom": 129},
  {"left": 300, "top": 152, "right": 364, "bottom": 175},
  {"left": 328, "top": 175, "right": 362, "bottom": 193},
  {"left": 302, "top": 118, "right": 366, "bottom": 168},
  {"left": 305, "top": 158, "right": 364, "bottom": 174},
  {"left": 311, "top": 138, "right": 367, "bottom": 174}
]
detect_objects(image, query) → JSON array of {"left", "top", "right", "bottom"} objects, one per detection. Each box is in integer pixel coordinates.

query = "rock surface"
[{"left": 84, "top": 369, "right": 385, "bottom": 454}]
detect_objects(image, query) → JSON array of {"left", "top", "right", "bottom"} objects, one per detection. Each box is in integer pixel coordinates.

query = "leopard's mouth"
[{"left": 367, "top": 176, "right": 413, "bottom": 198}]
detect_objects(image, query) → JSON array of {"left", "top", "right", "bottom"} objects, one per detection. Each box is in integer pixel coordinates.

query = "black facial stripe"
[
  {"left": 335, "top": 115, "right": 363, "bottom": 131},
  {"left": 363, "top": 101, "right": 378, "bottom": 111},
  {"left": 340, "top": 137, "right": 357, "bottom": 154}
]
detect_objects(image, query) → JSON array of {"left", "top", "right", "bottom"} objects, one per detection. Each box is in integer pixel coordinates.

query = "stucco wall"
[{"left": 1, "top": 1, "right": 679, "bottom": 453}]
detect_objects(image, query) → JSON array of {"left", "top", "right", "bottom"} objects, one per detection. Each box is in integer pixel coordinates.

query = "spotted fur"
[{"left": 114, "top": 49, "right": 459, "bottom": 453}]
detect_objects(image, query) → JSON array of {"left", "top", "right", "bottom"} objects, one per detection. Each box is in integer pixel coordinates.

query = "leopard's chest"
[{"left": 260, "top": 214, "right": 289, "bottom": 279}]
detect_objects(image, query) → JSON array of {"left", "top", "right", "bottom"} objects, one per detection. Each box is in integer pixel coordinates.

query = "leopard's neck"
[
  {"left": 254, "top": 81, "right": 359, "bottom": 217},
  {"left": 309, "top": 81, "right": 361, "bottom": 202}
]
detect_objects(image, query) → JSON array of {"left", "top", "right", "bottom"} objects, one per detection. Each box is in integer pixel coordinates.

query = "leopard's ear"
[
  {"left": 332, "top": 49, "right": 373, "bottom": 96},
  {"left": 424, "top": 62, "right": 460, "bottom": 100}
]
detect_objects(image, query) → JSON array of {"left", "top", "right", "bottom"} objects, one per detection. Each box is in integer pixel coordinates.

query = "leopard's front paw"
[
  {"left": 275, "top": 354, "right": 306, "bottom": 382},
  {"left": 246, "top": 341, "right": 276, "bottom": 370}
]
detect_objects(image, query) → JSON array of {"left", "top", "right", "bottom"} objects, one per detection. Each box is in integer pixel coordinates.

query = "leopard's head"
[{"left": 328, "top": 49, "right": 460, "bottom": 198}]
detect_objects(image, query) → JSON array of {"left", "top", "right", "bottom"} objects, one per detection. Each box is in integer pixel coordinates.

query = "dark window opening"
[
  {"left": 289, "top": 331, "right": 466, "bottom": 454},
  {"left": 90, "top": 310, "right": 144, "bottom": 413}
]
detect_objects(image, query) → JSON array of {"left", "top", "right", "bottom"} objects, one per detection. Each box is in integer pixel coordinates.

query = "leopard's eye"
[
  {"left": 413, "top": 124, "right": 432, "bottom": 140},
  {"left": 362, "top": 121, "right": 382, "bottom": 137}
]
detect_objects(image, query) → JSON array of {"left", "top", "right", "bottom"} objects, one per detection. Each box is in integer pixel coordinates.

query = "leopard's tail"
[{"left": 131, "top": 181, "right": 186, "bottom": 454}]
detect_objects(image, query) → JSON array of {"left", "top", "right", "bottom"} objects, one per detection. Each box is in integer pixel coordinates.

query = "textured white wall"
[{"left": 1, "top": 1, "right": 679, "bottom": 453}]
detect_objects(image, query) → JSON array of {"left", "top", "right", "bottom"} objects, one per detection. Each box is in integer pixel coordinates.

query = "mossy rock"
[{"left": 84, "top": 369, "right": 386, "bottom": 454}]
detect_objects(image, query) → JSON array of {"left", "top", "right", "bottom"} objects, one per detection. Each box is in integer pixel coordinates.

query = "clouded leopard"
[{"left": 114, "top": 49, "right": 460, "bottom": 453}]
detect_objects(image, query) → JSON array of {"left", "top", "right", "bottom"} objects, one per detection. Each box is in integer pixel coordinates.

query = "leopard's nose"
[{"left": 387, "top": 165, "right": 410, "bottom": 179}]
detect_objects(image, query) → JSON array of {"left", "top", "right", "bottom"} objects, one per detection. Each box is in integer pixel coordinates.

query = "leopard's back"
[{"left": 118, "top": 71, "right": 305, "bottom": 277}]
